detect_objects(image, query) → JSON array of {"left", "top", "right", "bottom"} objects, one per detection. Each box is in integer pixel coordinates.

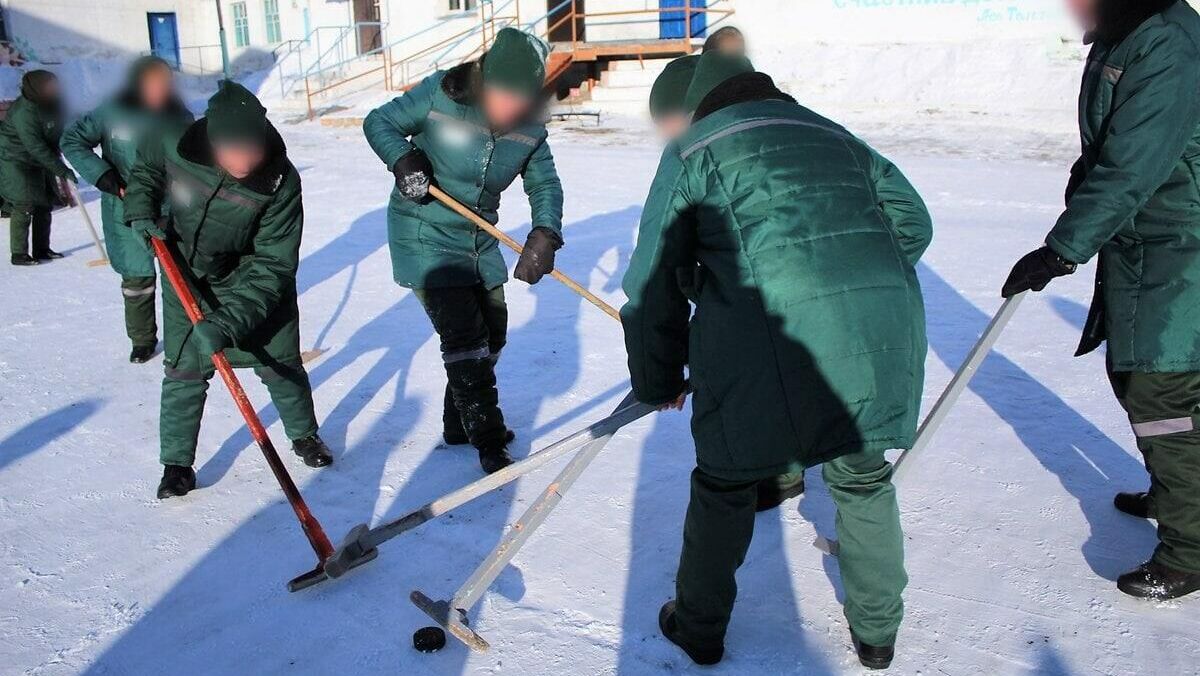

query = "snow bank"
[{"left": 0, "top": 57, "right": 277, "bottom": 116}]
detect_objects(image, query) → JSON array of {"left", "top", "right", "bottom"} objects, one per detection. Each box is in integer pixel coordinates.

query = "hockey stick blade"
[
  {"left": 300, "top": 348, "right": 326, "bottom": 364},
  {"left": 87, "top": 258, "right": 110, "bottom": 267},
  {"left": 411, "top": 590, "right": 490, "bottom": 653},
  {"left": 812, "top": 535, "right": 840, "bottom": 557},
  {"left": 323, "top": 523, "right": 378, "bottom": 579},
  {"left": 286, "top": 545, "right": 379, "bottom": 593}
]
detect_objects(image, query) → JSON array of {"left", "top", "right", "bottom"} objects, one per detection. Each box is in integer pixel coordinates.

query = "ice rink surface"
[{"left": 2, "top": 114, "right": 1197, "bottom": 675}]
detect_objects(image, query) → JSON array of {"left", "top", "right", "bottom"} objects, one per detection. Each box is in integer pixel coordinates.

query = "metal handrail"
[{"left": 302, "top": 0, "right": 735, "bottom": 119}]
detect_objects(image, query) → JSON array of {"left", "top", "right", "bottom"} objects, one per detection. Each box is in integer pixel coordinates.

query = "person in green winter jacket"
[
  {"left": 62, "top": 56, "right": 194, "bottom": 363},
  {"left": 623, "top": 52, "right": 932, "bottom": 670},
  {"left": 1002, "top": 0, "right": 1200, "bottom": 601},
  {"left": 124, "top": 81, "right": 333, "bottom": 499},
  {"left": 0, "top": 70, "right": 76, "bottom": 265},
  {"left": 648, "top": 54, "right": 806, "bottom": 514},
  {"left": 363, "top": 27, "right": 564, "bottom": 475}
]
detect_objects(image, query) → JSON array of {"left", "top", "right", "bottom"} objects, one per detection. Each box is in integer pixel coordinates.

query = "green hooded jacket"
[
  {"left": 0, "top": 72, "right": 72, "bottom": 207},
  {"left": 124, "top": 118, "right": 305, "bottom": 369},
  {"left": 1048, "top": 0, "right": 1200, "bottom": 372},
  {"left": 61, "top": 60, "right": 194, "bottom": 277},
  {"left": 363, "top": 61, "right": 564, "bottom": 289},
  {"left": 622, "top": 93, "right": 932, "bottom": 481}
]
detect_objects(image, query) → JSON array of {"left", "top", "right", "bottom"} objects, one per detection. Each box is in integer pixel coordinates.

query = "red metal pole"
[{"left": 151, "top": 237, "right": 335, "bottom": 564}]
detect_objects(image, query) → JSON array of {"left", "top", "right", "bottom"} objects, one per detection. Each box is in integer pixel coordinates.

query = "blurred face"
[
  {"left": 654, "top": 113, "right": 690, "bottom": 142},
  {"left": 39, "top": 78, "right": 61, "bottom": 101},
  {"left": 213, "top": 142, "right": 266, "bottom": 179},
  {"left": 1064, "top": 0, "right": 1099, "bottom": 30},
  {"left": 482, "top": 86, "right": 533, "bottom": 131},
  {"left": 140, "top": 65, "right": 174, "bottom": 111},
  {"left": 715, "top": 34, "right": 746, "bottom": 56}
]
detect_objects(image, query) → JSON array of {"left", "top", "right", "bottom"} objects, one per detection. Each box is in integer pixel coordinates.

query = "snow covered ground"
[{"left": 2, "top": 112, "right": 1198, "bottom": 676}]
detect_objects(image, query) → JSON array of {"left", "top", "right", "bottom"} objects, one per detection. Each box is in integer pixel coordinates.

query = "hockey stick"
[
  {"left": 290, "top": 390, "right": 656, "bottom": 591},
  {"left": 411, "top": 391, "right": 640, "bottom": 652},
  {"left": 65, "top": 181, "right": 110, "bottom": 267},
  {"left": 150, "top": 237, "right": 347, "bottom": 589},
  {"left": 814, "top": 291, "right": 1027, "bottom": 556},
  {"left": 429, "top": 186, "right": 622, "bottom": 323}
]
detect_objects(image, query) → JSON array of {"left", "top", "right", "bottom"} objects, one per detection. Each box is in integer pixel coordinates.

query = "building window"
[
  {"left": 231, "top": 2, "right": 250, "bottom": 47},
  {"left": 449, "top": 0, "right": 478, "bottom": 11},
  {"left": 264, "top": 0, "right": 282, "bottom": 43}
]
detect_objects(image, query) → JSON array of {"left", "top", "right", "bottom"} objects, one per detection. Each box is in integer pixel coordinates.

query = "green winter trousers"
[
  {"left": 121, "top": 276, "right": 158, "bottom": 348},
  {"left": 1108, "top": 361, "right": 1200, "bottom": 573},
  {"left": 413, "top": 284, "right": 509, "bottom": 450},
  {"left": 8, "top": 204, "right": 51, "bottom": 257},
  {"left": 674, "top": 451, "right": 906, "bottom": 651},
  {"left": 159, "top": 344, "right": 319, "bottom": 467}
]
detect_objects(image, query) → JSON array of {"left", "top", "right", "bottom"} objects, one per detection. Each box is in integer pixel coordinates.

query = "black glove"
[
  {"left": 514, "top": 227, "right": 563, "bottom": 285},
  {"left": 1001, "top": 246, "right": 1077, "bottom": 298},
  {"left": 94, "top": 169, "right": 126, "bottom": 197},
  {"left": 392, "top": 149, "right": 433, "bottom": 202}
]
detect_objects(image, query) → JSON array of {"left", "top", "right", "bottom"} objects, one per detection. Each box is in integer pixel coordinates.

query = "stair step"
[
  {"left": 601, "top": 69, "right": 662, "bottom": 88},
  {"left": 589, "top": 85, "right": 652, "bottom": 103},
  {"left": 606, "top": 58, "right": 674, "bottom": 73}
]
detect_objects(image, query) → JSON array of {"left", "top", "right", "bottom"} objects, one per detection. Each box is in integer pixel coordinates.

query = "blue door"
[
  {"left": 147, "top": 13, "right": 181, "bottom": 69},
  {"left": 659, "top": 0, "right": 706, "bottom": 39}
]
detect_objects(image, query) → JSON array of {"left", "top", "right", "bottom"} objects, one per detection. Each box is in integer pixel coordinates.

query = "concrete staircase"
[{"left": 583, "top": 58, "right": 673, "bottom": 117}]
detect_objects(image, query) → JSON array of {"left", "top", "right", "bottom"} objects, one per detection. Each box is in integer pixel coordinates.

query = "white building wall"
[{"left": 0, "top": 0, "right": 211, "bottom": 62}]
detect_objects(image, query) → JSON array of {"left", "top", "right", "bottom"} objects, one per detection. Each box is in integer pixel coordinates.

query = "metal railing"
[
  {"left": 299, "top": 0, "right": 735, "bottom": 119},
  {"left": 175, "top": 44, "right": 226, "bottom": 77},
  {"left": 268, "top": 23, "right": 389, "bottom": 100}
]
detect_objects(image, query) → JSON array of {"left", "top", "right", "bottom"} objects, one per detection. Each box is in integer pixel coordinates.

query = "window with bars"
[
  {"left": 448, "top": 0, "right": 478, "bottom": 11},
  {"left": 231, "top": 2, "right": 250, "bottom": 47},
  {"left": 264, "top": 0, "right": 282, "bottom": 43}
]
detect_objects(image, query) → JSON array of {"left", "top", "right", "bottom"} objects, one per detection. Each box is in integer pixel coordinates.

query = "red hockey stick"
[{"left": 151, "top": 237, "right": 335, "bottom": 588}]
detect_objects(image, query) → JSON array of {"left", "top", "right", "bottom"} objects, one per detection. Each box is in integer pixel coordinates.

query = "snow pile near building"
[{"left": 0, "top": 57, "right": 277, "bottom": 116}]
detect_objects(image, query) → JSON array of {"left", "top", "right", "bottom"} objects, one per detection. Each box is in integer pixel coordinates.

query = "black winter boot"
[
  {"left": 1114, "top": 491, "right": 1153, "bottom": 519},
  {"left": 1117, "top": 560, "right": 1200, "bottom": 600},
  {"left": 130, "top": 344, "right": 156, "bottom": 364},
  {"left": 34, "top": 249, "right": 63, "bottom": 261},
  {"left": 292, "top": 435, "right": 333, "bottom": 468},
  {"left": 157, "top": 465, "right": 196, "bottom": 499},
  {"left": 852, "top": 632, "right": 895, "bottom": 670},
  {"left": 478, "top": 441, "right": 514, "bottom": 474},
  {"left": 658, "top": 600, "right": 723, "bottom": 666},
  {"left": 11, "top": 254, "right": 38, "bottom": 266}
]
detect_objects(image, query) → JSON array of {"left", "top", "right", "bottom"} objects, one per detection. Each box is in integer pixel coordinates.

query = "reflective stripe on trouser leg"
[
  {"left": 255, "top": 362, "right": 319, "bottom": 441},
  {"left": 121, "top": 276, "right": 158, "bottom": 348},
  {"left": 1131, "top": 417, "right": 1197, "bottom": 438},
  {"left": 823, "top": 451, "right": 907, "bottom": 647},
  {"left": 1108, "top": 366, "right": 1200, "bottom": 573},
  {"left": 674, "top": 468, "right": 758, "bottom": 651},
  {"left": 160, "top": 366, "right": 211, "bottom": 467}
]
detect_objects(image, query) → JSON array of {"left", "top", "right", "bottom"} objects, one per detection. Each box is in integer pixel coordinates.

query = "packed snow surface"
[{"left": 2, "top": 115, "right": 1198, "bottom": 675}]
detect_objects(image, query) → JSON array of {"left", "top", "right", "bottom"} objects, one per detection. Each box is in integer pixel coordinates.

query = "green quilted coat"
[
  {"left": 0, "top": 95, "right": 71, "bottom": 207},
  {"left": 61, "top": 98, "right": 193, "bottom": 277},
  {"left": 124, "top": 118, "right": 305, "bottom": 369},
  {"left": 622, "top": 99, "right": 933, "bottom": 481},
  {"left": 363, "top": 64, "right": 563, "bottom": 289},
  {"left": 1050, "top": 0, "right": 1200, "bottom": 372}
]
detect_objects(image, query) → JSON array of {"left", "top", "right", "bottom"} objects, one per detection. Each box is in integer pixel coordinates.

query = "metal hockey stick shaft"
[{"left": 815, "top": 292, "right": 1027, "bottom": 555}]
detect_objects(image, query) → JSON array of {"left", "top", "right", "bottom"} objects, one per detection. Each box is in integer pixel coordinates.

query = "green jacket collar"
[{"left": 176, "top": 117, "right": 291, "bottom": 196}]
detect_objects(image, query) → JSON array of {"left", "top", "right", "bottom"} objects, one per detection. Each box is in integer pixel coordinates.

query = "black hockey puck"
[{"left": 413, "top": 626, "right": 446, "bottom": 653}]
